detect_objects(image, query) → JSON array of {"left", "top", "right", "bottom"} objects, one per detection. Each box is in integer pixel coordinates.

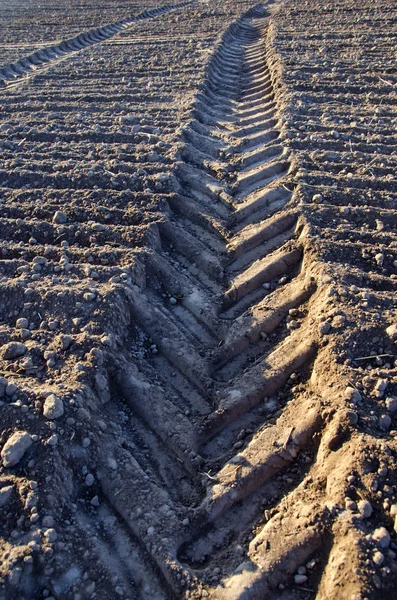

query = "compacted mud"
[{"left": 0, "top": 0, "right": 397, "bottom": 599}]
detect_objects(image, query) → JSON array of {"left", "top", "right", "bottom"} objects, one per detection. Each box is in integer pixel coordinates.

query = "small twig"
[
  {"left": 199, "top": 471, "right": 218, "bottom": 481},
  {"left": 347, "top": 380, "right": 359, "bottom": 390},
  {"left": 294, "top": 586, "right": 315, "bottom": 593},
  {"left": 354, "top": 353, "right": 394, "bottom": 362},
  {"left": 379, "top": 76, "right": 394, "bottom": 86},
  {"left": 0, "top": 370, "right": 24, "bottom": 377}
]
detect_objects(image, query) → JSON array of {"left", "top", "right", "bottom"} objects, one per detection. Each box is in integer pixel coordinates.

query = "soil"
[{"left": 0, "top": 0, "right": 397, "bottom": 599}]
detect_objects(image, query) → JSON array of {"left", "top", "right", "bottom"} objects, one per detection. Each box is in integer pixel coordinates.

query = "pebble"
[
  {"left": 6, "top": 383, "right": 18, "bottom": 397},
  {"left": 0, "top": 484, "right": 14, "bottom": 507},
  {"left": 43, "top": 395, "right": 64, "bottom": 420},
  {"left": 53, "top": 211, "right": 67, "bottom": 224},
  {"left": 42, "top": 515, "right": 54, "bottom": 528},
  {"left": 84, "top": 292, "right": 96, "bottom": 302},
  {"left": 357, "top": 500, "right": 373, "bottom": 518},
  {"left": 90, "top": 495, "right": 100, "bottom": 507},
  {"left": 373, "top": 551, "right": 385, "bottom": 566},
  {"left": 319, "top": 321, "right": 331, "bottom": 334},
  {"left": 371, "top": 527, "right": 390, "bottom": 549},
  {"left": 47, "top": 434, "right": 58, "bottom": 446},
  {"left": 16, "top": 318, "right": 29, "bottom": 329},
  {"left": 294, "top": 574, "right": 308, "bottom": 584},
  {"left": 379, "top": 415, "right": 392, "bottom": 431},
  {"left": 2, "top": 342, "right": 27, "bottom": 359},
  {"left": 374, "top": 379, "right": 388, "bottom": 398},
  {"left": 306, "top": 559, "right": 317, "bottom": 570},
  {"left": 1, "top": 431, "right": 32, "bottom": 467},
  {"left": 345, "top": 498, "right": 357, "bottom": 511},
  {"left": 312, "top": 194, "right": 323, "bottom": 203},
  {"left": 386, "top": 323, "right": 397, "bottom": 340},
  {"left": 344, "top": 387, "right": 362, "bottom": 404},
  {"left": 85, "top": 474, "right": 95, "bottom": 486},
  {"left": 44, "top": 528, "right": 57, "bottom": 542},
  {"left": 385, "top": 396, "right": 397, "bottom": 413},
  {"left": 375, "top": 253, "right": 384, "bottom": 267},
  {"left": 390, "top": 504, "right": 397, "bottom": 517}
]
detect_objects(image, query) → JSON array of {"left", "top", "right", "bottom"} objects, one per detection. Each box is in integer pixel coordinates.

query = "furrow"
[{"left": 0, "top": 1, "right": 192, "bottom": 90}]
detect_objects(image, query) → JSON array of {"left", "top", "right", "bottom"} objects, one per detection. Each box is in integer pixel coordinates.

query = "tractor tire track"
[
  {"left": 0, "top": 1, "right": 193, "bottom": 91},
  {"left": 97, "top": 6, "right": 325, "bottom": 598}
]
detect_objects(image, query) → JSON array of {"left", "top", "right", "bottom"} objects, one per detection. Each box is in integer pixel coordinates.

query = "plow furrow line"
[{"left": 0, "top": 1, "right": 193, "bottom": 91}]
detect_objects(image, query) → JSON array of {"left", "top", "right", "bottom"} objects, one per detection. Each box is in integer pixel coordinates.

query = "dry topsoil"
[{"left": 0, "top": 0, "right": 397, "bottom": 599}]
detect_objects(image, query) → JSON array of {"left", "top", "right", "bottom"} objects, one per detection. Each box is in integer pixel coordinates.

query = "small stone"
[
  {"left": 47, "top": 434, "right": 58, "bottom": 446},
  {"left": 375, "top": 379, "right": 388, "bottom": 398},
  {"left": 390, "top": 504, "right": 397, "bottom": 517},
  {"left": 169, "top": 297, "right": 177, "bottom": 305},
  {"left": 85, "top": 474, "right": 95, "bottom": 486},
  {"left": 84, "top": 292, "right": 96, "bottom": 302},
  {"left": 2, "top": 342, "right": 27, "bottom": 360},
  {"left": 319, "top": 322, "right": 331, "bottom": 335},
  {"left": 294, "top": 574, "right": 308, "bottom": 585},
  {"left": 372, "top": 527, "right": 390, "bottom": 549},
  {"left": 48, "top": 320, "right": 58, "bottom": 331},
  {"left": 312, "top": 194, "right": 323, "bottom": 203},
  {"left": 306, "top": 559, "right": 317, "bottom": 570},
  {"left": 16, "top": 318, "right": 29, "bottom": 329},
  {"left": 43, "top": 395, "right": 64, "bottom": 420},
  {"left": 379, "top": 415, "right": 392, "bottom": 431},
  {"left": 357, "top": 500, "right": 373, "bottom": 518},
  {"left": 345, "top": 498, "right": 357, "bottom": 511},
  {"left": 385, "top": 396, "right": 397, "bottom": 413},
  {"left": 375, "top": 253, "right": 384, "bottom": 267},
  {"left": 6, "top": 383, "right": 17, "bottom": 397},
  {"left": 344, "top": 386, "right": 362, "bottom": 404},
  {"left": 373, "top": 551, "right": 385, "bottom": 566},
  {"left": 82, "top": 438, "right": 90, "bottom": 448},
  {"left": 182, "top": 518, "right": 189, "bottom": 526},
  {"left": 386, "top": 323, "right": 397, "bottom": 340},
  {"left": 44, "top": 528, "right": 57, "bottom": 542},
  {"left": 1, "top": 431, "right": 32, "bottom": 467},
  {"left": 53, "top": 211, "right": 67, "bottom": 224},
  {"left": 42, "top": 516, "right": 54, "bottom": 528},
  {"left": 90, "top": 495, "right": 100, "bottom": 507},
  {"left": 297, "top": 566, "right": 306, "bottom": 575},
  {"left": 0, "top": 485, "right": 14, "bottom": 507}
]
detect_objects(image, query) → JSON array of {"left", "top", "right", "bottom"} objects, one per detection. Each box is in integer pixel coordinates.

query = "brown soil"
[{"left": 0, "top": 0, "right": 397, "bottom": 599}]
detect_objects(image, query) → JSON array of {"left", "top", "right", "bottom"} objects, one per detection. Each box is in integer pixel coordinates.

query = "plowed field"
[{"left": 1, "top": 1, "right": 397, "bottom": 599}]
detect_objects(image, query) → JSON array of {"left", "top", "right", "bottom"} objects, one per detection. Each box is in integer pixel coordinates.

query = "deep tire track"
[{"left": 98, "top": 6, "right": 325, "bottom": 598}]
